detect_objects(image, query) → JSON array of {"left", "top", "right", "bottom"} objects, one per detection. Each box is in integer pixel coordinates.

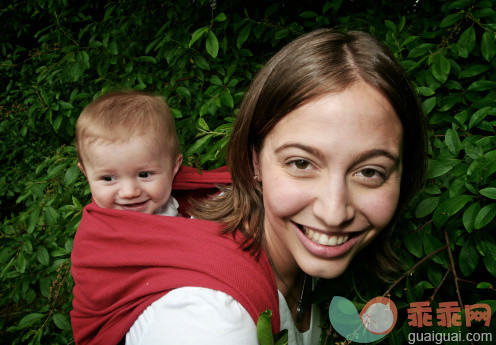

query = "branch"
[{"left": 383, "top": 244, "right": 448, "bottom": 297}]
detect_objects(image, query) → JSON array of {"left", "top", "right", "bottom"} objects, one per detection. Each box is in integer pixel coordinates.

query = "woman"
[{"left": 123, "top": 29, "right": 427, "bottom": 344}]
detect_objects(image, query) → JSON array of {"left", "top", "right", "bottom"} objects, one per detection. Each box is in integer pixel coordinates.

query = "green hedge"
[{"left": 1, "top": 1, "right": 495, "bottom": 344}]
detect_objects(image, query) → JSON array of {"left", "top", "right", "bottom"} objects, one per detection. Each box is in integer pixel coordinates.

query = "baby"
[{"left": 75, "top": 90, "right": 183, "bottom": 216}]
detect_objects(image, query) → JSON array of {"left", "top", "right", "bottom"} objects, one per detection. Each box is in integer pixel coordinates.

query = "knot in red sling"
[{"left": 70, "top": 166, "right": 280, "bottom": 345}]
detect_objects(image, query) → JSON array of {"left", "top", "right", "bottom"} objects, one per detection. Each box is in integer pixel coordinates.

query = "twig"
[
  {"left": 429, "top": 269, "right": 450, "bottom": 301},
  {"left": 443, "top": 227, "right": 475, "bottom": 345},
  {"left": 383, "top": 244, "right": 448, "bottom": 296},
  {"left": 458, "top": 278, "right": 496, "bottom": 293},
  {"left": 443, "top": 228, "right": 464, "bottom": 308}
]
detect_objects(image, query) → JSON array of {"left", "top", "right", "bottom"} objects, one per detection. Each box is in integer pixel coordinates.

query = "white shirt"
[
  {"left": 126, "top": 287, "right": 321, "bottom": 345},
  {"left": 153, "top": 197, "right": 179, "bottom": 217}
]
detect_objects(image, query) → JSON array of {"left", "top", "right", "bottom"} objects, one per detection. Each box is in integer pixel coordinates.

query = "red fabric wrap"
[{"left": 70, "top": 166, "right": 280, "bottom": 345}]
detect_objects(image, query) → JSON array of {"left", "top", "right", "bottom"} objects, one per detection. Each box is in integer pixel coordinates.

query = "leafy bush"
[{"left": 1, "top": 0, "right": 495, "bottom": 344}]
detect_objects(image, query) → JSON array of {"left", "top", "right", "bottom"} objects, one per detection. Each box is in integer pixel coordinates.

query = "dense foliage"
[{"left": 1, "top": 0, "right": 495, "bottom": 344}]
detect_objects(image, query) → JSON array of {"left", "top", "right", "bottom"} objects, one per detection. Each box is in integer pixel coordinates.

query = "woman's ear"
[
  {"left": 77, "top": 162, "right": 86, "bottom": 177},
  {"left": 252, "top": 150, "right": 261, "bottom": 180},
  {"left": 172, "top": 154, "right": 183, "bottom": 177}
]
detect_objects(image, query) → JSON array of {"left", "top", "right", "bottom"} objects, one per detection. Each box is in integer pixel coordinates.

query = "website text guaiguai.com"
[{"left": 407, "top": 331, "right": 493, "bottom": 344}]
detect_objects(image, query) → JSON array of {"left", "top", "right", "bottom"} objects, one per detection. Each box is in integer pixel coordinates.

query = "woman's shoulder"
[{"left": 126, "top": 287, "right": 258, "bottom": 345}]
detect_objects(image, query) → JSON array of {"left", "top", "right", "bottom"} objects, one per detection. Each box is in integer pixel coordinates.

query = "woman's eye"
[
  {"left": 361, "top": 168, "right": 378, "bottom": 178},
  {"left": 139, "top": 172, "right": 151, "bottom": 178},
  {"left": 355, "top": 168, "right": 387, "bottom": 185},
  {"left": 293, "top": 160, "right": 310, "bottom": 170}
]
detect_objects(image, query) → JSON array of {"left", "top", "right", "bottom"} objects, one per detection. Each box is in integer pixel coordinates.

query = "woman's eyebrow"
[
  {"left": 352, "top": 149, "right": 400, "bottom": 167},
  {"left": 275, "top": 143, "right": 400, "bottom": 166},
  {"left": 274, "top": 143, "right": 325, "bottom": 158}
]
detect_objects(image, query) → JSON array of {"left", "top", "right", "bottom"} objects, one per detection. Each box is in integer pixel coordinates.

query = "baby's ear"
[
  {"left": 172, "top": 154, "right": 183, "bottom": 177},
  {"left": 77, "top": 162, "right": 86, "bottom": 176}
]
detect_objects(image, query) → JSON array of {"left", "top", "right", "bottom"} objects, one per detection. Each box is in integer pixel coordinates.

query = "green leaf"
[
  {"left": 64, "top": 165, "right": 80, "bottom": 186},
  {"left": 59, "top": 101, "right": 73, "bottom": 110},
  {"left": 408, "top": 43, "right": 435, "bottom": 58},
  {"left": 415, "top": 197, "right": 439, "bottom": 218},
  {"left": 185, "top": 134, "right": 212, "bottom": 157},
  {"left": 257, "top": 309, "right": 274, "bottom": 345},
  {"left": 193, "top": 55, "right": 210, "bottom": 70},
  {"left": 53, "top": 313, "right": 71, "bottom": 330},
  {"left": 44, "top": 206, "right": 59, "bottom": 226},
  {"left": 445, "top": 129, "right": 461, "bottom": 156},
  {"left": 477, "top": 282, "right": 493, "bottom": 289},
  {"left": 457, "top": 26, "right": 476, "bottom": 58},
  {"left": 15, "top": 252, "right": 26, "bottom": 273},
  {"left": 300, "top": 11, "right": 318, "bottom": 19},
  {"left": 274, "top": 29, "right": 289, "bottom": 40},
  {"left": 417, "top": 87, "right": 435, "bottom": 96},
  {"left": 463, "top": 202, "right": 481, "bottom": 233},
  {"left": 480, "top": 187, "right": 496, "bottom": 200},
  {"left": 440, "top": 13, "right": 463, "bottom": 27},
  {"left": 18, "top": 313, "right": 44, "bottom": 329},
  {"left": 210, "top": 75, "right": 223, "bottom": 86},
  {"left": 404, "top": 232, "right": 423, "bottom": 258},
  {"left": 433, "top": 195, "right": 473, "bottom": 227},
  {"left": 485, "top": 254, "right": 496, "bottom": 277},
  {"left": 206, "top": 30, "right": 219, "bottom": 58},
  {"left": 237, "top": 24, "right": 251, "bottom": 49},
  {"left": 176, "top": 87, "right": 191, "bottom": 98},
  {"left": 426, "top": 159, "right": 458, "bottom": 179},
  {"left": 37, "top": 246, "right": 50, "bottom": 266},
  {"left": 422, "top": 233, "right": 446, "bottom": 266},
  {"left": 431, "top": 54, "right": 450, "bottom": 83},
  {"left": 138, "top": 56, "right": 157, "bottom": 64},
  {"left": 459, "top": 242, "right": 479, "bottom": 276},
  {"left": 198, "top": 118, "right": 209, "bottom": 131},
  {"left": 475, "top": 203, "right": 496, "bottom": 229},
  {"left": 27, "top": 207, "right": 41, "bottom": 234},
  {"left": 459, "top": 64, "right": 490, "bottom": 78},
  {"left": 220, "top": 89, "right": 234, "bottom": 108},
  {"left": 481, "top": 31, "right": 496, "bottom": 62},
  {"left": 468, "top": 107, "right": 491, "bottom": 129},
  {"left": 214, "top": 13, "right": 227, "bottom": 22},
  {"left": 189, "top": 27, "right": 207, "bottom": 47},
  {"left": 467, "top": 80, "right": 496, "bottom": 92},
  {"left": 422, "top": 97, "right": 436, "bottom": 115},
  {"left": 108, "top": 41, "right": 118, "bottom": 55}
]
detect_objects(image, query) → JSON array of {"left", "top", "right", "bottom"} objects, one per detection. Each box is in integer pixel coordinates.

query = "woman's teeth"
[{"left": 305, "top": 228, "right": 349, "bottom": 246}]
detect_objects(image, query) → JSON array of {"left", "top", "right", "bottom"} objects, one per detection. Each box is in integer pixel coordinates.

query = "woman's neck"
[{"left": 263, "top": 232, "right": 302, "bottom": 301}]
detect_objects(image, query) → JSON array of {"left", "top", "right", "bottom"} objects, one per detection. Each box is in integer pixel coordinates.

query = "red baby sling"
[{"left": 70, "top": 166, "right": 280, "bottom": 345}]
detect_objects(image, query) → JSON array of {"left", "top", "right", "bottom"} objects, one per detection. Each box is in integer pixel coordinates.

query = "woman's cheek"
[
  {"left": 262, "top": 175, "right": 311, "bottom": 218},
  {"left": 363, "top": 188, "right": 400, "bottom": 229}
]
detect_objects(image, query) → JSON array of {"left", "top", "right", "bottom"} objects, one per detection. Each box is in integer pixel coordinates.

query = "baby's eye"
[
  {"left": 101, "top": 176, "right": 115, "bottom": 182},
  {"left": 139, "top": 171, "right": 151, "bottom": 178}
]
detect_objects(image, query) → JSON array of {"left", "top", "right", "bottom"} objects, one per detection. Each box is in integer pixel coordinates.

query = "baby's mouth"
[
  {"left": 119, "top": 200, "right": 148, "bottom": 207},
  {"left": 294, "top": 222, "right": 359, "bottom": 247}
]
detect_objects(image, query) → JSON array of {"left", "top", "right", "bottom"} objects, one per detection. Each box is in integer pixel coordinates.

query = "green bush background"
[{"left": 1, "top": 0, "right": 495, "bottom": 344}]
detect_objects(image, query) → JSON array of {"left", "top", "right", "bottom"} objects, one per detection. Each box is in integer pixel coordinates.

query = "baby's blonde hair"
[{"left": 76, "top": 90, "right": 180, "bottom": 167}]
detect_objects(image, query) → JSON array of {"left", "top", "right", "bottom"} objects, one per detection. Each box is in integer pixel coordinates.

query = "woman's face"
[{"left": 254, "top": 82, "right": 403, "bottom": 279}]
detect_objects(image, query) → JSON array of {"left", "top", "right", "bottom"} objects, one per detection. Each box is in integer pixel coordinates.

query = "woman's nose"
[
  {"left": 312, "top": 176, "right": 355, "bottom": 227},
  {"left": 118, "top": 180, "right": 141, "bottom": 199}
]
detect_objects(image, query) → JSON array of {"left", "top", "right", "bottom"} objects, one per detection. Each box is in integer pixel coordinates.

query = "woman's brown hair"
[{"left": 192, "top": 29, "right": 428, "bottom": 279}]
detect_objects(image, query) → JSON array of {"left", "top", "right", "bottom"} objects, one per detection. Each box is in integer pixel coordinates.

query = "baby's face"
[{"left": 79, "top": 135, "right": 182, "bottom": 214}]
